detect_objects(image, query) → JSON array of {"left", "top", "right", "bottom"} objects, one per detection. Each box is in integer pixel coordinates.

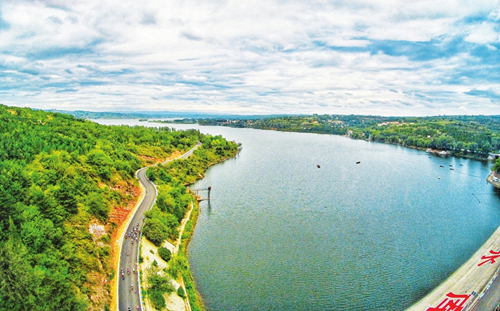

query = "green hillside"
[{"left": 0, "top": 105, "right": 238, "bottom": 311}]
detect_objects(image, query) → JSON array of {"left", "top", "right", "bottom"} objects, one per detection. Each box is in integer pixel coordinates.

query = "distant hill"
[
  {"left": 45, "top": 109, "right": 295, "bottom": 120},
  {"left": 45, "top": 109, "right": 216, "bottom": 119}
]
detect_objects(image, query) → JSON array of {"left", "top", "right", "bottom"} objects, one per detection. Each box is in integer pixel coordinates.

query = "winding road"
[{"left": 117, "top": 142, "right": 201, "bottom": 311}]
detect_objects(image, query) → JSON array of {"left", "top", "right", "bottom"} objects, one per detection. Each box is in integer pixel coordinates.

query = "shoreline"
[
  {"left": 178, "top": 153, "right": 241, "bottom": 310},
  {"left": 186, "top": 123, "right": 495, "bottom": 162},
  {"left": 177, "top": 199, "right": 203, "bottom": 310},
  {"left": 177, "top": 149, "right": 242, "bottom": 310},
  {"left": 487, "top": 171, "right": 500, "bottom": 189},
  {"left": 139, "top": 145, "right": 240, "bottom": 311}
]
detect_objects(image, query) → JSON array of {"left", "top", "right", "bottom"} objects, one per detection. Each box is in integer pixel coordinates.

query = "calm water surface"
[{"left": 96, "top": 120, "right": 500, "bottom": 310}]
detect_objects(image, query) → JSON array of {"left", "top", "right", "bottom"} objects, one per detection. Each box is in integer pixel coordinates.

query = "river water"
[{"left": 96, "top": 120, "right": 500, "bottom": 310}]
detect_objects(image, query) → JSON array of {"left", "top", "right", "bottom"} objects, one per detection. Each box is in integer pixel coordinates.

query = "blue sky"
[{"left": 1, "top": 0, "right": 500, "bottom": 116}]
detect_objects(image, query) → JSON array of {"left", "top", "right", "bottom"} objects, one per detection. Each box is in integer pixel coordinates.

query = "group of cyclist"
[
  {"left": 125, "top": 223, "right": 141, "bottom": 244},
  {"left": 121, "top": 266, "right": 136, "bottom": 278},
  {"left": 124, "top": 222, "right": 143, "bottom": 310}
]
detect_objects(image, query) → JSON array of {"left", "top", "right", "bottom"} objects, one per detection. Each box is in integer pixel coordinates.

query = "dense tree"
[
  {"left": 142, "top": 218, "right": 169, "bottom": 247},
  {"left": 158, "top": 247, "right": 172, "bottom": 262}
]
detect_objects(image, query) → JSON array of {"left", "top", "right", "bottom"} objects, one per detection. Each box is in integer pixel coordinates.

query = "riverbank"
[
  {"left": 327, "top": 133, "right": 492, "bottom": 162},
  {"left": 138, "top": 138, "right": 239, "bottom": 311},
  {"left": 177, "top": 199, "right": 203, "bottom": 311},
  {"left": 166, "top": 118, "right": 497, "bottom": 162},
  {"left": 140, "top": 200, "right": 199, "bottom": 311}
]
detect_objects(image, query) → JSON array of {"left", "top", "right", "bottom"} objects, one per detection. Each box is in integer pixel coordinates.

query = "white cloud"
[
  {"left": 1, "top": 0, "right": 500, "bottom": 115},
  {"left": 464, "top": 22, "right": 500, "bottom": 44},
  {"left": 182, "top": 75, "right": 207, "bottom": 82}
]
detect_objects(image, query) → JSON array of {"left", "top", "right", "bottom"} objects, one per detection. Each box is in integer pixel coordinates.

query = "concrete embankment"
[{"left": 406, "top": 223, "right": 500, "bottom": 310}]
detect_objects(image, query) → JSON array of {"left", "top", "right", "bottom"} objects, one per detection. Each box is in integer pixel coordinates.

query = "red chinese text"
[
  {"left": 478, "top": 249, "right": 500, "bottom": 267},
  {"left": 426, "top": 292, "right": 470, "bottom": 311}
]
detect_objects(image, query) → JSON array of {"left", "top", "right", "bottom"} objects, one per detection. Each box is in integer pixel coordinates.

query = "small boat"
[
  {"left": 450, "top": 168, "right": 454, "bottom": 170},
  {"left": 317, "top": 164, "right": 321, "bottom": 168},
  {"left": 449, "top": 165, "right": 453, "bottom": 167},
  {"left": 440, "top": 165, "right": 444, "bottom": 167},
  {"left": 356, "top": 161, "right": 361, "bottom": 164}
]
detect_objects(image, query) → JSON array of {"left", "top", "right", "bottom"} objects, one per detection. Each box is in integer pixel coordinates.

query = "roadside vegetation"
[
  {"left": 142, "top": 136, "right": 239, "bottom": 310},
  {"left": 0, "top": 104, "right": 237, "bottom": 311},
  {"left": 175, "top": 201, "right": 203, "bottom": 311}
]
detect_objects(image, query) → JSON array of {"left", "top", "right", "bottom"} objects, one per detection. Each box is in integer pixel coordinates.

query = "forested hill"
[
  {"left": 0, "top": 104, "right": 238, "bottom": 311},
  {"left": 195, "top": 114, "right": 500, "bottom": 159}
]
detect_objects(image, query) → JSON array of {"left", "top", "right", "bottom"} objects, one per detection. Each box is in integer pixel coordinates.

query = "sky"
[{"left": 1, "top": 0, "right": 500, "bottom": 116}]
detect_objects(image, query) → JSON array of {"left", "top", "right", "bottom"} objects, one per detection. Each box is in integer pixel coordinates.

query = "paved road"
[
  {"left": 470, "top": 270, "right": 500, "bottom": 311},
  {"left": 118, "top": 142, "right": 201, "bottom": 311}
]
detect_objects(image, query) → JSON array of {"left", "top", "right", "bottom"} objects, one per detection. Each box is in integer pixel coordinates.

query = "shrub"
[
  {"left": 177, "top": 287, "right": 186, "bottom": 299},
  {"left": 493, "top": 158, "right": 500, "bottom": 173},
  {"left": 87, "top": 192, "right": 110, "bottom": 222},
  {"left": 148, "top": 290, "right": 165, "bottom": 310},
  {"left": 158, "top": 247, "right": 171, "bottom": 262},
  {"left": 142, "top": 218, "right": 169, "bottom": 246},
  {"left": 100, "top": 234, "right": 110, "bottom": 243}
]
